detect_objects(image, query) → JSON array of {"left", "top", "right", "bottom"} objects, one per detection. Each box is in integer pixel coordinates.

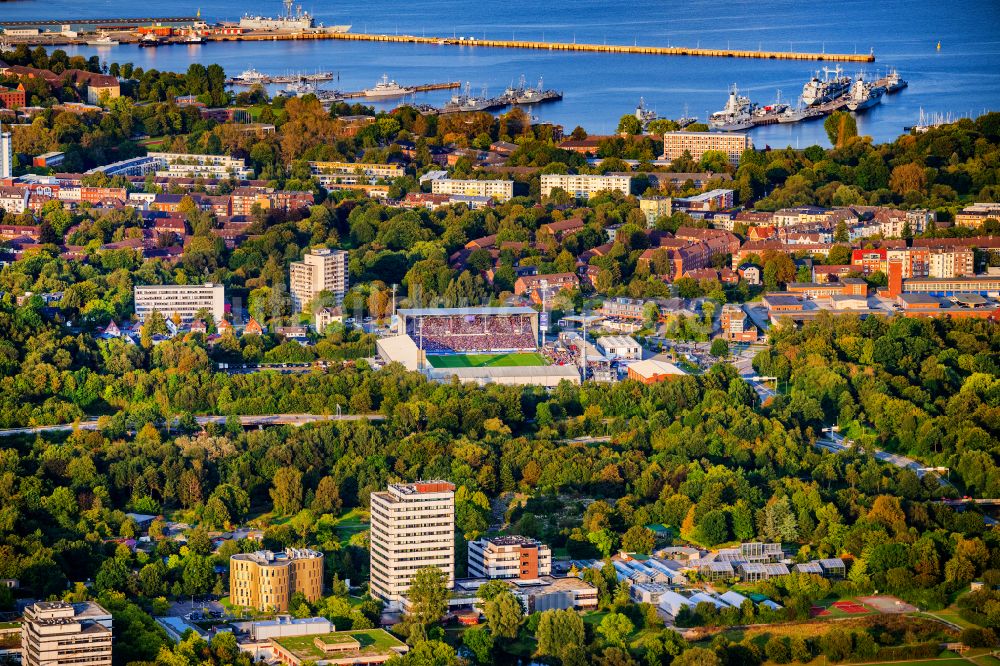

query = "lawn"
[
  {"left": 427, "top": 353, "right": 549, "bottom": 368},
  {"left": 275, "top": 629, "right": 404, "bottom": 660},
  {"left": 919, "top": 608, "right": 979, "bottom": 629}
]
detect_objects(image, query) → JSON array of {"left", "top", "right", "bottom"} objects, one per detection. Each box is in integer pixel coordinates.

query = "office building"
[
  {"left": 229, "top": 548, "right": 325, "bottom": 613},
  {"left": 369, "top": 481, "right": 455, "bottom": 603},
  {"left": 289, "top": 247, "right": 349, "bottom": 313},
  {"left": 133, "top": 283, "right": 225, "bottom": 323},
  {"left": 540, "top": 173, "right": 632, "bottom": 199},
  {"left": 662, "top": 131, "right": 752, "bottom": 167},
  {"left": 0, "top": 132, "right": 11, "bottom": 180},
  {"left": 22, "top": 601, "right": 112, "bottom": 666},
  {"left": 468, "top": 536, "right": 552, "bottom": 580},
  {"left": 430, "top": 178, "right": 514, "bottom": 201}
]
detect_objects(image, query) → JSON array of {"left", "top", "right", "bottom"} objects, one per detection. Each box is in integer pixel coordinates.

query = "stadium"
[{"left": 376, "top": 307, "right": 580, "bottom": 386}]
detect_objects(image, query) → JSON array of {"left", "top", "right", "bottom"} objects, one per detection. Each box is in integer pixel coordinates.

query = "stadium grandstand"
[
  {"left": 376, "top": 307, "right": 580, "bottom": 387},
  {"left": 395, "top": 307, "right": 540, "bottom": 353}
]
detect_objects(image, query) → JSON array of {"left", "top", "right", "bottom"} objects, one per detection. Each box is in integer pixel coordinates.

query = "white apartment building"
[
  {"left": 0, "top": 131, "right": 12, "bottom": 180},
  {"left": 22, "top": 601, "right": 112, "bottom": 666},
  {"left": 662, "top": 131, "right": 752, "bottom": 167},
  {"left": 289, "top": 248, "right": 349, "bottom": 313},
  {"left": 430, "top": 178, "right": 514, "bottom": 201},
  {"left": 146, "top": 152, "right": 253, "bottom": 179},
  {"left": 369, "top": 481, "right": 455, "bottom": 603},
  {"left": 929, "top": 249, "right": 975, "bottom": 278},
  {"left": 468, "top": 536, "right": 552, "bottom": 580},
  {"left": 308, "top": 161, "right": 405, "bottom": 187},
  {"left": 134, "top": 283, "right": 225, "bottom": 323},
  {"left": 540, "top": 173, "right": 632, "bottom": 199}
]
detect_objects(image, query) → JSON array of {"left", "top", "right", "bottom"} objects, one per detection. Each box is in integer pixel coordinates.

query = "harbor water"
[{"left": 3, "top": 0, "right": 1000, "bottom": 146}]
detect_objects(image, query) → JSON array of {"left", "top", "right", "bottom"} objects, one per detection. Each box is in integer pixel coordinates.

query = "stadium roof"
[
  {"left": 398, "top": 307, "right": 536, "bottom": 316},
  {"left": 428, "top": 364, "right": 580, "bottom": 387}
]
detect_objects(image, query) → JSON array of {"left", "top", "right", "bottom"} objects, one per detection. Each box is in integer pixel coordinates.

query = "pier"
[{"left": 244, "top": 31, "right": 875, "bottom": 63}]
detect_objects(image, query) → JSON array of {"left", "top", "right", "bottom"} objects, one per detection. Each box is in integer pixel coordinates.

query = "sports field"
[{"left": 427, "top": 352, "right": 549, "bottom": 368}]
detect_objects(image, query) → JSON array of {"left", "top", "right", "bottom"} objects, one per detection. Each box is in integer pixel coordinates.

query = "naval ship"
[{"left": 240, "top": 0, "right": 350, "bottom": 32}]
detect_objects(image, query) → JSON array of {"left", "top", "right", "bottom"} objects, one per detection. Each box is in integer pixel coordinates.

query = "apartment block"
[
  {"left": 430, "top": 177, "right": 514, "bottom": 201},
  {"left": 468, "top": 536, "right": 552, "bottom": 580},
  {"left": 540, "top": 173, "right": 632, "bottom": 199},
  {"left": 0, "top": 131, "right": 11, "bottom": 180},
  {"left": 308, "top": 161, "right": 405, "bottom": 187},
  {"left": 662, "top": 131, "right": 752, "bottom": 167},
  {"left": 133, "top": 283, "right": 225, "bottom": 323},
  {"left": 22, "top": 601, "right": 112, "bottom": 666},
  {"left": 146, "top": 152, "right": 253, "bottom": 179},
  {"left": 369, "top": 481, "right": 455, "bottom": 603},
  {"left": 720, "top": 304, "right": 758, "bottom": 342},
  {"left": 229, "top": 548, "right": 325, "bottom": 613},
  {"left": 928, "top": 248, "right": 975, "bottom": 278},
  {"left": 638, "top": 196, "right": 672, "bottom": 226},
  {"left": 956, "top": 203, "right": 1000, "bottom": 229},
  {"left": 289, "top": 247, "right": 350, "bottom": 313}
]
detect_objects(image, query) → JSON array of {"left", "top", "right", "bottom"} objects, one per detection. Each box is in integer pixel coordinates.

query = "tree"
[
  {"left": 823, "top": 111, "right": 857, "bottom": 148},
  {"left": 535, "top": 609, "right": 585, "bottom": 658},
  {"left": 765, "top": 637, "right": 791, "bottom": 664},
  {"left": 182, "top": 555, "right": 215, "bottom": 596},
  {"left": 673, "top": 647, "right": 721, "bottom": 666},
  {"left": 621, "top": 525, "right": 656, "bottom": 554},
  {"left": 462, "top": 627, "right": 494, "bottom": 664},
  {"left": 95, "top": 557, "right": 131, "bottom": 593},
  {"left": 710, "top": 338, "right": 729, "bottom": 358},
  {"left": 270, "top": 467, "right": 304, "bottom": 515},
  {"left": 484, "top": 589, "right": 523, "bottom": 639},
  {"left": 617, "top": 114, "right": 642, "bottom": 135},
  {"left": 889, "top": 163, "right": 927, "bottom": 197},
  {"left": 820, "top": 628, "right": 852, "bottom": 662},
  {"left": 312, "top": 476, "right": 343, "bottom": 514},
  {"left": 406, "top": 566, "right": 448, "bottom": 629},
  {"left": 598, "top": 612, "right": 634, "bottom": 648}
]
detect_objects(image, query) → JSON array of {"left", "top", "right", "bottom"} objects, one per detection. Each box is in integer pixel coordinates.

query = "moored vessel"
[
  {"left": 802, "top": 66, "right": 852, "bottom": 106},
  {"left": 363, "top": 74, "right": 412, "bottom": 98}
]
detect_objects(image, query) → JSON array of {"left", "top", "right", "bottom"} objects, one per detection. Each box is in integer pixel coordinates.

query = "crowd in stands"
[{"left": 409, "top": 314, "right": 536, "bottom": 353}]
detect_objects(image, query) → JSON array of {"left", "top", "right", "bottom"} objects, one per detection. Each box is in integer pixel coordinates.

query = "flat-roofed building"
[
  {"left": 134, "top": 283, "right": 225, "bottom": 323},
  {"left": 720, "top": 303, "right": 758, "bottom": 343},
  {"left": 147, "top": 152, "right": 253, "bottom": 179},
  {"left": 638, "top": 196, "right": 672, "bottom": 226},
  {"left": 230, "top": 548, "right": 324, "bottom": 613},
  {"left": 468, "top": 536, "right": 552, "bottom": 580},
  {"left": 289, "top": 247, "right": 349, "bottom": 312},
  {"left": 540, "top": 173, "right": 632, "bottom": 199},
  {"left": 956, "top": 203, "right": 1000, "bottom": 229},
  {"left": 22, "top": 601, "right": 112, "bottom": 666},
  {"left": 308, "top": 161, "right": 405, "bottom": 186},
  {"left": 430, "top": 178, "right": 513, "bottom": 201},
  {"left": 369, "top": 481, "right": 455, "bottom": 603},
  {"left": 596, "top": 335, "right": 642, "bottom": 360},
  {"left": 662, "top": 131, "right": 752, "bottom": 167}
]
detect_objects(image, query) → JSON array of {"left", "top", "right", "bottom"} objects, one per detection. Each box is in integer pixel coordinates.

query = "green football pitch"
[{"left": 426, "top": 353, "right": 549, "bottom": 368}]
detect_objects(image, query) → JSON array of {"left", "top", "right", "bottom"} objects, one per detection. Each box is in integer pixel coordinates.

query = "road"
[
  {"left": 815, "top": 431, "right": 953, "bottom": 487},
  {"left": 0, "top": 413, "right": 385, "bottom": 437}
]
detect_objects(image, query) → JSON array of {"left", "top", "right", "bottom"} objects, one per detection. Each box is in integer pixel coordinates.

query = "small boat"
[
  {"left": 86, "top": 34, "right": 119, "bottom": 47},
  {"left": 138, "top": 33, "right": 161, "bottom": 48},
  {"left": 185, "top": 33, "right": 204, "bottom": 44},
  {"left": 363, "top": 74, "right": 412, "bottom": 98}
]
